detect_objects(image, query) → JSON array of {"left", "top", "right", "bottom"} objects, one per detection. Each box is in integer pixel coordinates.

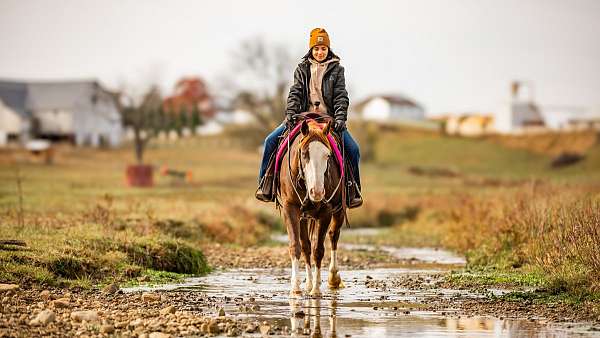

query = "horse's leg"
[
  {"left": 310, "top": 212, "right": 331, "bottom": 297},
  {"left": 284, "top": 204, "right": 302, "bottom": 296},
  {"left": 299, "top": 217, "right": 312, "bottom": 293},
  {"left": 328, "top": 210, "right": 345, "bottom": 289}
]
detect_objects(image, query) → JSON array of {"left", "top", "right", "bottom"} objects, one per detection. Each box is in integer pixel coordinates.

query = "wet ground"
[{"left": 123, "top": 229, "right": 600, "bottom": 337}]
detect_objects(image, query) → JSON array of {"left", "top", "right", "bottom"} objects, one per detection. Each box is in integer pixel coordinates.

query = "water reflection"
[
  {"left": 123, "top": 268, "right": 598, "bottom": 337},
  {"left": 290, "top": 297, "right": 340, "bottom": 338}
]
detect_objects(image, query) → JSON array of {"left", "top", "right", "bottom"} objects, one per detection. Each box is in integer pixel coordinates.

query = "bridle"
[{"left": 286, "top": 118, "right": 344, "bottom": 210}]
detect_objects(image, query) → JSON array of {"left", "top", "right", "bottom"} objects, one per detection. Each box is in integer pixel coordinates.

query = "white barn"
[
  {"left": 0, "top": 99, "right": 27, "bottom": 146},
  {"left": 0, "top": 79, "right": 123, "bottom": 147},
  {"left": 354, "top": 94, "right": 425, "bottom": 122},
  {"left": 495, "top": 82, "right": 546, "bottom": 134}
]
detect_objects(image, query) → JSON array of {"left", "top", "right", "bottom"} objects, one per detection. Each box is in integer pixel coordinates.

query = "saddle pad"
[{"left": 274, "top": 121, "right": 344, "bottom": 178}]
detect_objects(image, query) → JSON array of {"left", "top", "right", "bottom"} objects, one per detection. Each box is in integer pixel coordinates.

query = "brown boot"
[
  {"left": 255, "top": 188, "right": 273, "bottom": 202},
  {"left": 348, "top": 194, "right": 363, "bottom": 208},
  {"left": 255, "top": 172, "right": 275, "bottom": 202}
]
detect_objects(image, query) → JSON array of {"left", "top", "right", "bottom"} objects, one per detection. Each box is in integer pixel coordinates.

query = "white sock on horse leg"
[
  {"left": 291, "top": 257, "right": 301, "bottom": 292},
  {"left": 305, "top": 265, "right": 313, "bottom": 291},
  {"left": 329, "top": 250, "right": 337, "bottom": 272},
  {"left": 312, "top": 266, "right": 321, "bottom": 295}
]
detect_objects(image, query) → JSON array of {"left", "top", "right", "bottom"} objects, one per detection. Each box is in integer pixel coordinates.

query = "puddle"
[
  {"left": 123, "top": 229, "right": 598, "bottom": 337},
  {"left": 125, "top": 268, "right": 598, "bottom": 337}
]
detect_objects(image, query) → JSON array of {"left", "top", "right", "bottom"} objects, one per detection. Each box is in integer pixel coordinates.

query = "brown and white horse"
[{"left": 279, "top": 119, "right": 345, "bottom": 297}]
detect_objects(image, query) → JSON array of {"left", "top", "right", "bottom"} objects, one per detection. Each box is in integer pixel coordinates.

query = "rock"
[
  {"left": 149, "top": 332, "right": 171, "bottom": 338},
  {"left": 2, "top": 296, "right": 8, "bottom": 304},
  {"left": 70, "top": 310, "right": 99, "bottom": 323},
  {"left": 129, "top": 318, "right": 144, "bottom": 329},
  {"left": 159, "top": 305, "right": 176, "bottom": 315},
  {"left": 40, "top": 290, "right": 52, "bottom": 301},
  {"left": 244, "top": 323, "right": 257, "bottom": 333},
  {"left": 226, "top": 327, "right": 240, "bottom": 336},
  {"left": 115, "top": 321, "right": 128, "bottom": 329},
  {"left": 139, "top": 334, "right": 149, "bottom": 338},
  {"left": 142, "top": 292, "right": 161, "bottom": 302},
  {"left": 0, "top": 284, "right": 19, "bottom": 293},
  {"left": 29, "top": 310, "right": 55, "bottom": 326},
  {"left": 259, "top": 323, "right": 271, "bottom": 335},
  {"left": 218, "top": 307, "right": 226, "bottom": 316},
  {"left": 100, "top": 324, "right": 115, "bottom": 334},
  {"left": 52, "top": 298, "right": 71, "bottom": 308},
  {"left": 102, "top": 283, "right": 119, "bottom": 294},
  {"left": 208, "top": 320, "right": 220, "bottom": 334},
  {"left": 138, "top": 275, "right": 151, "bottom": 282}
]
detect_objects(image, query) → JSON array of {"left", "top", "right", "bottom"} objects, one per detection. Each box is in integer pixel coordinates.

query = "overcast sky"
[{"left": 1, "top": 0, "right": 599, "bottom": 116}]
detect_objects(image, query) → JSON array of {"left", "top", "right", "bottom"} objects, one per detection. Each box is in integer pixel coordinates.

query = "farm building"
[
  {"left": 0, "top": 79, "right": 123, "bottom": 147},
  {"left": 444, "top": 114, "right": 495, "bottom": 137},
  {"left": 495, "top": 81, "right": 546, "bottom": 134},
  {"left": 353, "top": 94, "right": 426, "bottom": 122}
]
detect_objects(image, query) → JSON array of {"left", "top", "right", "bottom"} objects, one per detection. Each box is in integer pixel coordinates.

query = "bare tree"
[
  {"left": 109, "top": 86, "right": 163, "bottom": 164},
  {"left": 220, "top": 37, "right": 295, "bottom": 131}
]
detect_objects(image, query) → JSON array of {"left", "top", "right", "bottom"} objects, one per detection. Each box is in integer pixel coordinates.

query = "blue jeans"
[{"left": 259, "top": 123, "right": 361, "bottom": 188}]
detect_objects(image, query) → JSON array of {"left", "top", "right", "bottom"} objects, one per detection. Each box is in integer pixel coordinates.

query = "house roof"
[
  {"left": 0, "top": 79, "right": 112, "bottom": 116},
  {"left": 353, "top": 94, "right": 422, "bottom": 112},
  {"left": 0, "top": 81, "right": 28, "bottom": 118},
  {"left": 27, "top": 81, "right": 100, "bottom": 111}
]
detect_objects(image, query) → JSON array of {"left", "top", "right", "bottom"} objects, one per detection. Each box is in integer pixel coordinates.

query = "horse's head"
[{"left": 299, "top": 120, "right": 332, "bottom": 203}]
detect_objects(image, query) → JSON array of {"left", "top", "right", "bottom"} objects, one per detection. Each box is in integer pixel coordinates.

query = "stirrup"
[
  {"left": 348, "top": 195, "right": 363, "bottom": 209},
  {"left": 346, "top": 180, "right": 363, "bottom": 209},
  {"left": 255, "top": 188, "right": 273, "bottom": 202}
]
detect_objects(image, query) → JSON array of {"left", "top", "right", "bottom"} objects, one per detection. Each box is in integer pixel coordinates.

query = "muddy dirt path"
[
  {"left": 3, "top": 229, "right": 599, "bottom": 337},
  {"left": 123, "top": 229, "right": 600, "bottom": 337}
]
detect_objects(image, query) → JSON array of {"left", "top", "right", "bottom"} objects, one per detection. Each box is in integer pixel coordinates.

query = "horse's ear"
[
  {"left": 301, "top": 120, "right": 309, "bottom": 136},
  {"left": 323, "top": 120, "right": 331, "bottom": 135}
]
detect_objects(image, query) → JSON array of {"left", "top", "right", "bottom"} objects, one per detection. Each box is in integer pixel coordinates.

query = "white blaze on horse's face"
[{"left": 304, "top": 141, "right": 331, "bottom": 202}]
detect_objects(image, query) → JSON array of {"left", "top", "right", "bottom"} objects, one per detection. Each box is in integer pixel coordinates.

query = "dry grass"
[{"left": 439, "top": 184, "right": 600, "bottom": 295}]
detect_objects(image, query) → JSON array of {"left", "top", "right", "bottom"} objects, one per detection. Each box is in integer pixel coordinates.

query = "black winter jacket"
[{"left": 285, "top": 59, "right": 349, "bottom": 122}]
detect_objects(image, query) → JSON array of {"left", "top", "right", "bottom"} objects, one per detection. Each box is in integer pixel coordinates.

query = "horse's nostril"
[{"left": 309, "top": 188, "right": 315, "bottom": 195}]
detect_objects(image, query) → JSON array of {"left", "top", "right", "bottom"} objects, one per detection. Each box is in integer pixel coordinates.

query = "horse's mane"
[{"left": 298, "top": 120, "right": 332, "bottom": 151}]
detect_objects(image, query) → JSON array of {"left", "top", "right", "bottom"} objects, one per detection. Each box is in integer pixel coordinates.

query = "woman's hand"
[{"left": 334, "top": 119, "right": 346, "bottom": 133}]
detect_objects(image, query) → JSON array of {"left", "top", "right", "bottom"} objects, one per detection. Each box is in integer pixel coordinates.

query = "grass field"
[{"left": 1, "top": 124, "right": 599, "bottom": 294}]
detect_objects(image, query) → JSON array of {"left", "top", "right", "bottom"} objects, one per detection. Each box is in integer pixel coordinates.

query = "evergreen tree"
[{"left": 191, "top": 105, "right": 203, "bottom": 134}]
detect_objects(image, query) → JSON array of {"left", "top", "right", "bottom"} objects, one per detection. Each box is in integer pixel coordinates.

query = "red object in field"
[{"left": 125, "top": 165, "right": 154, "bottom": 187}]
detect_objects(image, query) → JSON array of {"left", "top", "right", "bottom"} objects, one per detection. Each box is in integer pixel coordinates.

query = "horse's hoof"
[
  {"left": 290, "top": 289, "right": 303, "bottom": 298},
  {"left": 328, "top": 274, "right": 342, "bottom": 289},
  {"left": 309, "top": 288, "right": 322, "bottom": 297},
  {"left": 305, "top": 283, "right": 313, "bottom": 293}
]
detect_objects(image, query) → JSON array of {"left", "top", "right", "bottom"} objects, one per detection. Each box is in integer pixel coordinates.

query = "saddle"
[{"left": 256, "top": 112, "right": 361, "bottom": 208}]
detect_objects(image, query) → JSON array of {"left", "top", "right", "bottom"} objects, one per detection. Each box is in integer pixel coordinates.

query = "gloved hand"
[
  {"left": 286, "top": 115, "right": 297, "bottom": 130},
  {"left": 334, "top": 119, "right": 346, "bottom": 133}
]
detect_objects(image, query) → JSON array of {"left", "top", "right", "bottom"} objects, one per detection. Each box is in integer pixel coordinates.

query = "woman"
[{"left": 256, "top": 28, "right": 362, "bottom": 208}]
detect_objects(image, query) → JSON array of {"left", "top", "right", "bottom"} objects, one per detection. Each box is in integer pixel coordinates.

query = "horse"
[{"left": 278, "top": 116, "right": 345, "bottom": 297}]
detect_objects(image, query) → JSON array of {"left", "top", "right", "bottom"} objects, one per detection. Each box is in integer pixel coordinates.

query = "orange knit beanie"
[{"left": 309, "top": 28, "right": 330, "bottom": 49}]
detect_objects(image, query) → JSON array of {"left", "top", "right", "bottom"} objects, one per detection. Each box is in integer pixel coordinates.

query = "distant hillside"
[
  {"left": 487, "top": 131, "right": 599, "bottom": 156},
  {"left": 367, "top": 125, "right": 600, "bottom": 182}
]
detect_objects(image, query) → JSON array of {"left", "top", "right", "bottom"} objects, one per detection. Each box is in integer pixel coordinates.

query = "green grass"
[
  {"left": 445, "top": 269, "right": 548, "bottom": 288},
  {"left": 120, "top": 269, "right": 190, "bottom": 287},
  {"left": 0, "top": 221, "right": 210, "bottom": 287},
  {"left": 1, "top": 126, "right": 599, "bottom": 290}
]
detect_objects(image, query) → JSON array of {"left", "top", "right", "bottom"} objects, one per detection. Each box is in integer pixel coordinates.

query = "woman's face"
[{"left": 312, "top": 45, "right": 329, "bottom": 62}]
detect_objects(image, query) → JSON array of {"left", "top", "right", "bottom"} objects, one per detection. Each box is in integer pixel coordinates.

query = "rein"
[{"left": 287, "top": 118, "right": 344, "bottom": 209}]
